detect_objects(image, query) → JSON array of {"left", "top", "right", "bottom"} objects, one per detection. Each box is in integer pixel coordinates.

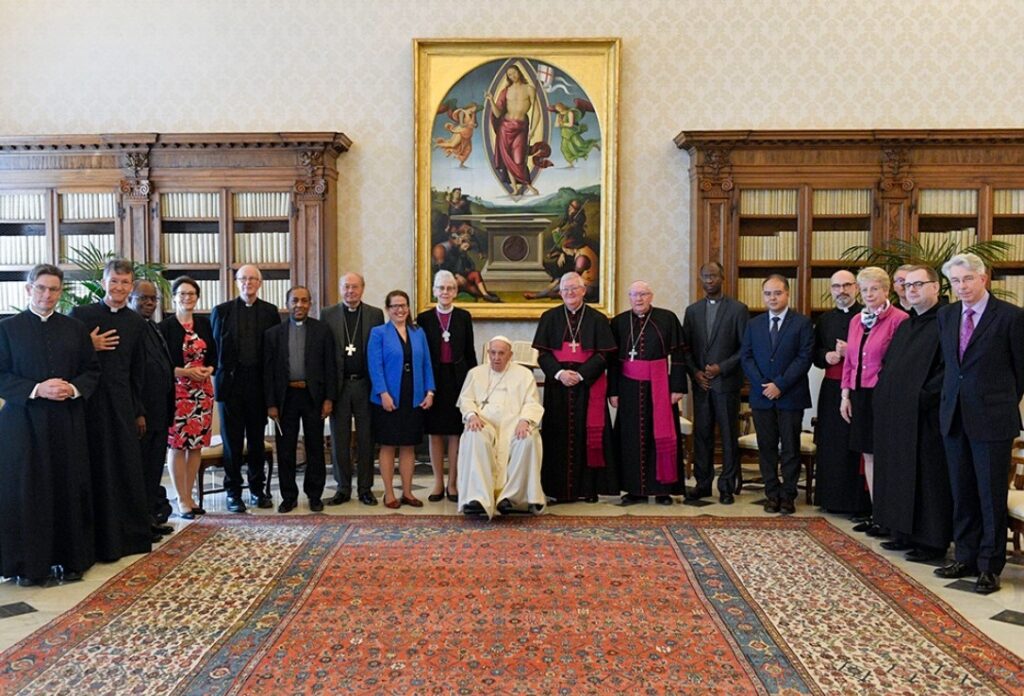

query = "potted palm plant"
[{"left": 58, "top": 242, "right": 170, "bottom": 313}]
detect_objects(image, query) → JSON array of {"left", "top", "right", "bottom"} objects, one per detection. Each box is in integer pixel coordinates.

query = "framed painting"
[{"left": 414, "top": 38, "right": 620, "bottom": 319}]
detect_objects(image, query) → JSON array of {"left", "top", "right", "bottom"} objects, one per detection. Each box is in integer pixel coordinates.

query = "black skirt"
[
  {"left": 424, "top": 362, "right": 464, "bottom": 435},
  {"left": 848, "top": 388, "right": 874, "bottom": 454},
  {"left": 372, "top": 347, "right": 424, "bottom": 447}
]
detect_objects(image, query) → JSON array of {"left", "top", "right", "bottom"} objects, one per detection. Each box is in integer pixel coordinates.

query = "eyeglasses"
[
  {"left": 904, "top": 280, "right": 937, "bottom": 290},
  {"left": 176, "top": 291, "right": 197, "bottom": 298},
  {"left": 236, "top": 276, "right": 261, "bottom": 283},
  {"left": 629, "top": 291, "right": 652, "bottom": 298},
  {"left": 893, "top": 278, "right": 907, "bottom": 286},
  {"left": 388, "top": 303, "right": 409, "bottom": 310},
  {"left": 132, "top": 294, "right": 158, "bottom": 302},
  {"left": 434, "top": 285, "right": 458, "bottom": 292},
  {"left": 560, "top": 285, "right": 584, "bottom": 293},
  {"left": 950, "top": 275, "right": 979, "bottom": 286},
  {"left": 29, "top": 283, "right": 62, "bottom": 295}
]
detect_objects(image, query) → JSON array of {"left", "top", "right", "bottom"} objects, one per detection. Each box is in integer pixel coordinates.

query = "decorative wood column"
[
  {"left": 691, "top": 145, "right": 734, "bottom": 299},
  {"left": 878, "top": 146, "right": 913, "bottom": 244}
]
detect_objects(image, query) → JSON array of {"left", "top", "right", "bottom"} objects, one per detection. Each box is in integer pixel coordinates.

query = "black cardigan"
[{"left": 158, "top": 314, "right": 218, "bottom": 370}]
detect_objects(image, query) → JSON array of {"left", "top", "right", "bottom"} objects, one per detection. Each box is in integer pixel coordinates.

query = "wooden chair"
[
  {"left": 736, "top": 410, "right": 817, "bottom": 504},
  {"left": 1008, "top": 439, "right": 1024, "bottom": 560},
  {"left": 196, "top": 433, "right": 276, "bottom": 508}
]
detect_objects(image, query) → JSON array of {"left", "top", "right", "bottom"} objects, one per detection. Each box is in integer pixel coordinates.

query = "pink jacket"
[{"left": 841, "top": 305, "right": 909, "bottom": 390}]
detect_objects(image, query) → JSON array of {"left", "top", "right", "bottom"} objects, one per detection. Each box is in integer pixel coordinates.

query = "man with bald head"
[
  {"left": 322, "top": 272, "right": 385, "bottom": 506},
  {"left": 812, "top": 269, "right": 869, "bottom": 516},
  {"left": 211, "top": 264, "right": 282, "bottom": 512},
  {"left": 457, "top": 336, "right": 545, "bottom": 518},
  {"left": 609, "top": 281, "right": 687, "bottom": 505}
]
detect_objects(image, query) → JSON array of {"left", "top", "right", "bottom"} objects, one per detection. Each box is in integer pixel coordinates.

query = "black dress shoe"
[
  {"left": 852, "top": 519, "right": 873, "bottom": 533},
  {"left": 880, "top": 540, "right": 913, "bottom": 551},
  {"left": 226, "top": 496, "right": 247, "bottom": 513},
  {"left": 15, "top": 576, "right": 45, "bottom": 587},
  {"left": 151, "top": 524, "right": 174, "bottom": 536},
  {"left": 779, "top": 499, "right": 796, "bottom": 515},
  {"left": 358, "top": 492, "right": 378, "bottom": 506},
  {"left": 974, "top": 572, "right": 1000, "bottom": 595},
  {"left": 462, "top": 500, "right": 485, "bottom": 515},
  {"left": 278, "top": 500, "right": 296, "bottom": 513},
  {"left": 620, "top": 494, "right": 647, "bottom": 506},
  {"left": 427, "top": 490, "right": 446, "bottom": 502},
  {"left": 655, "top": 495, "right": 673, "bottom": 506},
  {"left": 865, "top": 525, "right": 890, "bottom": 538},
  {"left": 326, "top": 491, "right": 351, "bottom": 506},
  {"left": 309, "top": 499, "right": 324, "bottom": 512},
  {"left": 933, "top": 561, "right": 979, "bottom": 579},
  {"left": 496, "top": 498, "right": 513, "bottom": 515},
  {"left": 446, "top": 492, "right": 458, "bottom": 503},
  {"left": 684, "top": 487, "right": 711, "bottom": 501},
  {"left": 150, "top": 533, "right": 164, "bottom": 543},
  {"left": 252, "top": 495, "right": 273, "bottom": 509},
  {"left": 583, "top": 495, "right": 599, "bottom": 503},
  {"left": 905, "top": 548, "right": 947, "bottom": 563},
  {"left": 850, "top": 513, "right": 872, "bottom": 524},
  {"left": 59, "top": 569, "right": 84, "bottom": 582},
  {"left": 763, "top": 498, "right": 781, "bottom": 513},
  {"left": 719, "top": 492, "right": 735, "bottom": 505}
]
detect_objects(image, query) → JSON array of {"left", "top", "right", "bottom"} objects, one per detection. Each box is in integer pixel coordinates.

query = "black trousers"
[
  {"left": 329, "top": 376, "right": 374, "bottom": 496},
  {"left": 943, "top": 410, "right": 1011, "bottom": 574},
  {"left": 691, "top": 388, "right": 741, "bottom": 494},
  {"left": 138, "top": 425, "right": 172, "bottom": 522},
  {"left": 219, "top": 365, "right": 268, "bottom": 498},
  {"left": 751, "top": 408, "right": 803, "bottom": 502},
  {"left": 277, "top": 387, "right": 326, "bottom": 503}
]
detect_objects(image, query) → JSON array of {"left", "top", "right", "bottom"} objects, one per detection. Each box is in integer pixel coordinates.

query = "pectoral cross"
[
  {"left": 345, "top": 343, "right": 357, "bottom": 356},
  {"left": 570, "top": 340, "right": 579, "bottom": 352},
  {"left": 442, "top": 330, "right": 451, "bottom": 343},
  {"left": 628, "top": 348, "right": 638, "bottom": 361}
]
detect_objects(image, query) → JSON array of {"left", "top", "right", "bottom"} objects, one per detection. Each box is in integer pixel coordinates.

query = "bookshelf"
[
  {"left": 0, "top": 132, "right": 351, "bottom": 316},
  {"left": 676, "top": 129, "right": 1024, "bottom": 314}
]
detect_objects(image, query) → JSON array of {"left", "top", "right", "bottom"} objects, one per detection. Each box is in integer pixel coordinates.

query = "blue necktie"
[{"left": 770, "top": 316, "right": 780, "bottom": 350}]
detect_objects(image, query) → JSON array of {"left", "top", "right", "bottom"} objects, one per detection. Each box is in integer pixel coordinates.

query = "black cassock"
[
  {"left": 70, "top": 302, "right": 153, "bottom": 561},
  {"left": 0, "top": 310, "right": 100, "bottom": 579},
  {"left": 609, "top": 308, "right": 687, "bottom": 496},
  {"left": 533, "top": 304, "right": 618, "bottom": 501},
  {"left": 812, "top": 304, "right": 871, "bottom": 514},
  {"left": 872, "top": 304, "right": 952, "bottom": 550}
]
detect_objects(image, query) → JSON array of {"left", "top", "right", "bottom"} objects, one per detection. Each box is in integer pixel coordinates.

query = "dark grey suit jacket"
[
  {"left": 681, "top": 295, "right": 748, "bottom": 393},
  {"left": 321, "top": 301, "right": 385, "bottom": 390}
]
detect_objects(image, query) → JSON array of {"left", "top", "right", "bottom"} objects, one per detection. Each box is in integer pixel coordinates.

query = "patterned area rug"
[{"left": 1, "top": 516, "right": 1021, "bottom": 694}]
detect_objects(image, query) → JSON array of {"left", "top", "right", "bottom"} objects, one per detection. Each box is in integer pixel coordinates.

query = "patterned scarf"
[{"left": 860, "top": 301, "right": 889, "bottom": 330}]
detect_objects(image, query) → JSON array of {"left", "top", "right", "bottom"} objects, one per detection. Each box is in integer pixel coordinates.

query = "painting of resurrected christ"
[{"left": 416, "top": 40, "right": 618, "bottom": 319}]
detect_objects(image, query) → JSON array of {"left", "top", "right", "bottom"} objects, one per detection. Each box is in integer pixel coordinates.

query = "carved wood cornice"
[
  {"left": 0, "top": 132, "right": 351, "bottom": 155},
  {"left": 675, "top": 129, "right": 1024, "bottom": 150},
  {"left": 294, "top": 177, "right": 328, "bottom": 201},
  {"left": 695, "top": 145, "right": 734, "bottom": 192},
  {"left": 879, "top": 146, "right": 914, "bottom": 192},
  {"left": 119, "top": 178, "right": 152, "bottom": 200}
]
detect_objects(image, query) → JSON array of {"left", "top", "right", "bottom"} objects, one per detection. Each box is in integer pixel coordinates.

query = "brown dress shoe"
[{"left": 763, "top": 498, "right": 781, "bottom": 513}]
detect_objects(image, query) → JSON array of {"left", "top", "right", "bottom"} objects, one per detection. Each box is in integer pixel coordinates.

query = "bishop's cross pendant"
[
  {"left": 628, "top": 348, "right": 638, "bottom": 361},
  {"left": 345, "top": 343, "right": 357, "bottom": 356},
  {"left": 570, "top": 340, "right": 579, "bottom": 352},
  {"left": 442, "top": 330, "right": 451, "bottom": 342}
]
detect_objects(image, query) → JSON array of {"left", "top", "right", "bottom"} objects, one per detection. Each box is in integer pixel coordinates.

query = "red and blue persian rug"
[{"left": 1, "top": 516, "right": 1021, "bottom": 694}]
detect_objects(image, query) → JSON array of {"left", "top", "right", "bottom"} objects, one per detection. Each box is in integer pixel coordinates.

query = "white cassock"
[{"left": 457, "top": 362, "right": 545, "bottom": 518}]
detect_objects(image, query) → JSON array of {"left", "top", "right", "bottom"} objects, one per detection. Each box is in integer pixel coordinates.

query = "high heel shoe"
[
  {"left": 401, "top": 495, "right": 424, "bottom": 508},
  {"left": 383, "top": 496, "right": 401, "bottom": 509}
]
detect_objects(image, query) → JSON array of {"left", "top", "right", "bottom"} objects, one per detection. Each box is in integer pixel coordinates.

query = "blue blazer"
[
  {"left": 937, "top": 296, "right": 1024, "bottom": 441},
  {"left": 740, "top": 309, "right": 814, "bottom": 411},
  {"left": 367, "top": 322, "right": 436, "bottom": 407}
]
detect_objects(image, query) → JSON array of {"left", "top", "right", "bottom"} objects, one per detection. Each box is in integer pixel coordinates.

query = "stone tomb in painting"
[{"left": 453, "top": 212, "right": 553, "bottom": 292}]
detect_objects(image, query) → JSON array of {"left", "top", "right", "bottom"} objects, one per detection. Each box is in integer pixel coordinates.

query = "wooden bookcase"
[
  {"left": 0, "top": 132, "right": 351, "bottom": 315},
  {"left": 675, "top": 130, "right": 1024, "bottom": 314}
]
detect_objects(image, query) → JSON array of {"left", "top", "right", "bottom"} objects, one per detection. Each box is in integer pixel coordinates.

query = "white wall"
[{"left": 2, "top": 0, "right": 1023, "bottom": 339}]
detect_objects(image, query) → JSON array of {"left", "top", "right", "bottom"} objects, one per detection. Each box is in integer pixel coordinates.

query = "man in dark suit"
[
  {"left": 681, "top": 262, "right": 748, "bottom": 504},
  {"left": 740, "top": 274, "right": 814, "bottom": 515},
  {"left": 264, "top": 286, "right": 337, "bottom": 513},
  {"left": 210, "top": 264, "right": 282, "bottom": 513},
  {"left": 322, "top": 272, "right": 385, "bottom": 506},
  {"left": 934, "top": 253, "right": 1024, "bottom": 594},
  {"left": 128, "top": 279, "right": 175, "bottom": 534}
]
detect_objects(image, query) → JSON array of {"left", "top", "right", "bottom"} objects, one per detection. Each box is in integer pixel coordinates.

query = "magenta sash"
[
  {"left": 622, "top": 358, "right": 678, "bottom": 484},
  {"left": 553, "top": 342, "right": 606, "bottom": 469}
]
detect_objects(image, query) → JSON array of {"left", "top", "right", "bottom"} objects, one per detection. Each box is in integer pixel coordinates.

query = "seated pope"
[{"left": 456, "top": 335, "right": 546, "bottom": 518}]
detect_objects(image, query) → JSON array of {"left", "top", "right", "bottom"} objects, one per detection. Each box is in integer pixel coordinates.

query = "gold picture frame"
[{"left": 414, "top": 38, "right": 619, "bottom": 319}]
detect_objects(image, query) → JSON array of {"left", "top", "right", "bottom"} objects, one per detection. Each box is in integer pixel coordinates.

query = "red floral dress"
[{"left": 167, "top": 321, "right": 214, "bottom": 450}]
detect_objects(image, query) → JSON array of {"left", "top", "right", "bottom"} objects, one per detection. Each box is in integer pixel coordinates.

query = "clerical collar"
[
  {"left": 707, "top": 299, "right": 717, "bottom": 304},
  {"left": 290, "top": 318, "right": 305, "bottom": 326},
  {"left": 837, "top": 305, "right": 851, "bottom": 313},
  {"left": 29, "top": 306, "right": 54, "bottom": 322},
  {"left": 239, "top": 296, "right": 256, "bottom": 308},
  {"left": 344, "top": 302, "right": 361, "bottom": 312},
  {"left": 104, "top": 301, "right": 125, "bottom": 313},
  {"left": 435, "top": 304, "right": 454, "bottom": 315},
  {"left": 565, "top": 303, "right": 582, "bottom": 315}
]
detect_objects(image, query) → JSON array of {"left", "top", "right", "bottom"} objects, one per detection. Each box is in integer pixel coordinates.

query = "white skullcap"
[{"left": 489, "top": 335, "right": 513, "bottom": 348}]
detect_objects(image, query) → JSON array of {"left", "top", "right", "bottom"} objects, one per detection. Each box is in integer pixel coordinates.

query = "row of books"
[
  {"left": 0, "top": 235, "right": 48, "bottom": 264},
  {"left": 260, "top": 279, "right": 293, "bottom": 309},
  {"left": 61, "top": 192, "right": 117, "bottom": 221},
  {"left": 810, "top": 230, "right": 871, "bottom": 259},
  {"left": 62, "top": 234, "right": 116, "bottom": 257},
  {"left": 918, "top": 189, "right": 978, "bottom": 216},
  {"left": 994, "top": 189, "right": 1024, "bottom": 215},
  {"left": 161, "top": 233, "right": 220, "bottom": 264},
  {"left": 234, "top": 233, "right": 290, "bottom": 264},
  {"left": 992, "top": 234, "right": 1024, "bottom": 261},
  {"left": 918, "top": 228, "right": 977, "bottom": 250},
  {"left": 990, "top": 276, "right": 1024, "bottom": 306},
  {"left": 161, "top": 192, "right": 220, "bottom": 220},
  {"left": 0, "top": 282, "right": 27, "bottom": 313},
  {"left": 738, "top": 231, "right": 797, "bottom": 261},
  {"left": 812, "top": 189, "right": 872, "bottom": 216},
  {"left": 739, "top": 189, "right": 798, "bottom": 216},
  {"left": 0, "top": 193, "right": 45, "bottom": 222},
  {"left": 233, "top": 192, "right": 290, "bottom": 219},
  {"left": 736, "top": 276, "right": 798, "bottom": 309}
]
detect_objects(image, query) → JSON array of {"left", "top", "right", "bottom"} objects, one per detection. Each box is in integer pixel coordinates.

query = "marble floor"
[{"left": 1, "top": 466, "right": 1021, "bottom": 660}]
